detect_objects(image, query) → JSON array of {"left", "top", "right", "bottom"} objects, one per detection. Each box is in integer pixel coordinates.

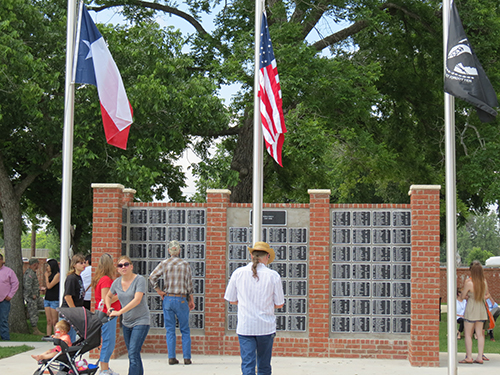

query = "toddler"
[{"left": 31, "top": 320, "right": 72, "bottom": 362}]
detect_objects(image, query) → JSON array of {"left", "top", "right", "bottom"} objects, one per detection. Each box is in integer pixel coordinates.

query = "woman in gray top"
[{"left": 105, "top": 256, "right": 150, "bottom": 375}]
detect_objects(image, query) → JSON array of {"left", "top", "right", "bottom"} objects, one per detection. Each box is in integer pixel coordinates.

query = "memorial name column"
[
  {"left": 408, "top": 185, "right": 441, "bottom": 367},
  {"left": 308, "top": 189, "right": 332, "bottom": 356},
  {"left": 205, "top": 189, "right": 231, "bottom": 355}
]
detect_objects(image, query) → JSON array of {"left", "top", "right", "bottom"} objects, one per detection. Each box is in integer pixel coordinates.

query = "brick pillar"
[
  {"left": 408, "top": 185, "right": 441, "bottom": 367},
  {"left": 91, "top": 183, "right": 134, "bottom": 358},
  {"left": 308, "top": 189, "right": 331, "bottom": 356},
  {"left": 205, "top": 189, "right": 231, "bottom": 355}
]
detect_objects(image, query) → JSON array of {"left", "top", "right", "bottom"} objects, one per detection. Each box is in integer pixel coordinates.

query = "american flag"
[{"left": 258, "top": 12, "right": 286, "bottom": 166}]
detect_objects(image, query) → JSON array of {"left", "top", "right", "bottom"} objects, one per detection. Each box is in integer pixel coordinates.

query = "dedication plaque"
[{"left": 331, "top": 209, "right": 412, "bottom": 335}]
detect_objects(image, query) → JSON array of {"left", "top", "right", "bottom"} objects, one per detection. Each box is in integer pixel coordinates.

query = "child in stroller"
[
  {"left": 33, "top": 307, "right": 109, "bottom": 375},
  {"left": 32, "top": 320, "right": 72, "bottom": 361}
]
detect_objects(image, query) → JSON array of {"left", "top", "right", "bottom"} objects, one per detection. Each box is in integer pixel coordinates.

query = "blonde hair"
[
  {"left": 251, "top": 250, "right": 269, "bottom": 280},
  {"left": 118, "top": 255, "right": 132, "bottom": 264},
  {"left": 91, "top": 253, "right": 116, "bottom": 289},
  {"left": 68, "top": 254, "right": 85, "bottom": 276},
  {"left": 56, "top": 320, "right": 70, "bottom": 333},
  {"left": 470, "top": 260, "right": 486, "bottom": 302}
]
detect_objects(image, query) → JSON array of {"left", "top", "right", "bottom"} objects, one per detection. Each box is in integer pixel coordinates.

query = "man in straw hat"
[{"left": 224, "top": 241, "right": 284, "bottom": 375}]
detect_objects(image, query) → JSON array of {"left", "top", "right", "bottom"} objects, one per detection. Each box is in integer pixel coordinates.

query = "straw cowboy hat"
[{"left": 248, "top": 242, "right": 275, "bottom": 264}]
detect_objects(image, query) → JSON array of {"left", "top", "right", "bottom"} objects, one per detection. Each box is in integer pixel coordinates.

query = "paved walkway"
[{"left": 0, "top": 340, "right": 498, "bottom": 374}]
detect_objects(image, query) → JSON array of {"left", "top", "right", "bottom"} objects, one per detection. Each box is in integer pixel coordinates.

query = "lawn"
[
  {"left": 440, "top": 312, "right": 500, "bottom": 354},
  {"left": 0, "top": 311, "right": 47, "bottom": 359}
]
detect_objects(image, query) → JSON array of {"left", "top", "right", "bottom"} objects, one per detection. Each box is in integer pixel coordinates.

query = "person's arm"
[
  {"left": 188, "top": 294, "right": 195, "bottom": 310},
  {"left": 149, "top": 262, "right": 166, "bottom": 298},
  {"left": 46, "top": 272, "right": 60, "bottom": 290},
  {"left": 109, "top": 291, "right": 143, "bottom": 317},
  {"left": 104, "top": 289, "right": 116, "bottom": 313},
  {"left": 64, "top": 295, "right": 76, "bottom": 308},
  {"left": 6, "top": 270, "right": 19, "bottom": 300},
  {"left": 101, "top": 287, "right": 118, "bottom": 305}
]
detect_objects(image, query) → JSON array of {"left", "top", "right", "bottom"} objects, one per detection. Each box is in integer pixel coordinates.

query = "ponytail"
[{"left": 251, "top": 250, "right": 268, "bottom": 280}]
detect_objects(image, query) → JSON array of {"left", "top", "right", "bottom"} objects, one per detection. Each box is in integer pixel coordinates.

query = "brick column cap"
[
  {"left": 207, "top": 189, "right": 231, "bottom": 195},
  {"left": 307, "top": 189, "right": 331, "bottom": 195},
  {"left": 408, "top": 184, "right": 441, "bottom": 195},
  {"left": 123, "top": 188, "right": 137, "bottom": 194},
  {"left": 91, "top": 183, "right": 125, "bottom": 190}
]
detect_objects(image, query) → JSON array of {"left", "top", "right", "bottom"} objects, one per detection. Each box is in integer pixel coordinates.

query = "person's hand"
[
  {"left": 109, "top": 309, "right": 121, "bottom": 317},
  {"left": 5, "top": 296, "right": 11, "bottom": 301},
  {"left": 188, "top": 300, "right": 195, "bottom": 311},
  {"left": 157, "top": 290, "right": 166, "bottom": 300},
  {"left": 33, "top": 295, "right": 37, "bottom": 300}
]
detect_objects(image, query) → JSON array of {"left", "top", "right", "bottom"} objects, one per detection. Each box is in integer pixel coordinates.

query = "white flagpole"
[
  {"left": 252, "top": 0, "right": 264, "bottom": 245},
  {"left": 60, "top": 0, "right": 79, "bottom": 302},
  {"left": 443, "top": 0, "right": 457, "bottom": 373}
]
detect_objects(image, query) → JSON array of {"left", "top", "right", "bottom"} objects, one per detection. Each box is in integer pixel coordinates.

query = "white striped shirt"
[{"left": 224, "top": 263, "right": 284, "bottom": 336}]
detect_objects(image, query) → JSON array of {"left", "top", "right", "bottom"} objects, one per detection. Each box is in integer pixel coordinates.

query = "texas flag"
[{"left": 75, "top": 5, "right": 133, "bottom": 149}]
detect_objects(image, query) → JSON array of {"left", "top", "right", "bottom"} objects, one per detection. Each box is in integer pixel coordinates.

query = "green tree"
[
  {"left": 465, "top": 247, "right": 495, "bottom": 266},
  {"left": 456, "top": 212, "right": 500, "bottom": 264}
]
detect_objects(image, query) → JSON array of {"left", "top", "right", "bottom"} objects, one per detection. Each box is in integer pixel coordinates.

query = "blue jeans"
[
  {"left": 163, "top": 296, "right": 191, "bottom": 359},
  {"left": 44, "top": 299, "right": 59, "bottom": 309},
  {"left": 122, "top": 324, "right": 149, "bottom": 375},
  {"left": 100, "top": 318, "right": 118, "bottom": 363},
  {"left": 0, "top": 300, "right": 11, "bottom": 340},
  {"left": 238, "top": 333, "right": 275, "bottom": 375}
]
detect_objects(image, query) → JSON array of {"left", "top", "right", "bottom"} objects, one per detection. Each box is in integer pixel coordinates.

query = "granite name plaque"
[
  {"left": 332, "top": 264, "right": 350, "bottom": 279},
  {"left": 332, "top": 246, "right": 351, "bottom": 262},
  {"left": 148, "top": 244, "right": 166, "bottom": 259},
  {"left": 288, "top": 281, "right": 307, "bottom": 296},
  {"left": 332, "top": 211, "right": 350, "bottom": 226},
  {"left": 187, "top": 226, "right": 205, "bottom": 242},
  {"left": 332, "top": 281, "right": 351, "bottom": 297},
  {"left": 189, "top": 313, "right": 204, "bottom": 329},
  {"left": 274, "top": 246, "right": 287, "bottom": 261},
  {"left": 331, "top": 316, "right": 350, "bottom": 332},
  {"left": 229, "top": 245, "right": 248, "bottom": 260},
  {"left": 352, "top": 317, "right": 370, "bottom": 332},
  {"left": 373, "top": 211, "right": 391, "bottom": 226},
  {"left": 168, "top": 227, "right": 186, "bottom": 241},
  {"left": 332, "top": 299, "right": 350, "bottom": 314},
  {"left": 186, "top": 244, "right": 205, "bottom": 259},
  {"left": 288, "top": 263, "right": 307, "bottom": 278},
  {"left": 289, "top": 246, "right": 307, "bottom": 261},
  {"left": 372, "top": 317, "right": 390, "bottom": 332},
  {"left": 353, "top": 211, "right": 370, "bottom": 226},
  {"left": 393, "top": 211, "right": 411, "bottom": 226},
  {"left": 353, "top": 229, "right": 371, "bottom": 244},
  {"left": 372, "top": 247, "right": 391, "bottom": 262},
  {"left": 353, "top": 247, "right": 370, "bottom": 262},
  {"left": 130, "top": 227, "right": 147, "bottom": 242},
  {"left": 249, "top": 210, "right": 287, "bottom": 225},
  {"left": 168, "top": 209, "right": 186, "bottom": 225},
  {"left": 393, "top": 317, "right": 411, "bottom": 333},
  {"left": 287, "top": 298, "right": 307, "bottom": 314},
  {"left": 150, "top": 312, "right": 164, "bottom": 328},
  {"left": 229, "top": 227, "right": 249, "bottom": 243},
  {"left": 288, "top": 316, "right": 306, "bottom": 331},
  {"left": 288, "top": 228, "right": 308, "bottom": 243},
  {"left": 372, "top": 299, "right": 391, "bottom": 315},
  {"left": 149, "top": 227, "right": 166, "bottom": 242},
  {"left": 187, "top": 210, "right": 205, "bottom": 225},
  {"left": 352, "top": 281, "right": 370, "bottom": 297},
  {"left": 352, "top": 299, "right": 370, "bottom": 315},
  {"left": 372, "top": 282, "right": 391, "bottom": 297},
  {"left": 130, "top": 209, "right": 147, "bottom": 224},
  {"left": 332, "top": 229, "right": 351, "bottom": 244},
  {"left": 130, "top": 244, "right": 147, "bottom": 258}
]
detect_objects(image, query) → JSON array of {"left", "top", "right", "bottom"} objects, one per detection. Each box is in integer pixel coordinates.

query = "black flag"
[{"left": 444, "top": 0, "right": 498, "bottom": 122}]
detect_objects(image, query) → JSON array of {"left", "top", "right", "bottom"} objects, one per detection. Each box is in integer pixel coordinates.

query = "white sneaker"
[
  {"left": 99, "top": 370, "right": 111, "bottom": 375},
  {"left": 108, "top": 369, "right": 120, "bottom": 375}
]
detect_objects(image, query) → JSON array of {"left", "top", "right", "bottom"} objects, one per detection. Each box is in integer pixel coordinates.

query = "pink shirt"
[{"left": 0, "top": 265, "right": 19, "bottom": 302}]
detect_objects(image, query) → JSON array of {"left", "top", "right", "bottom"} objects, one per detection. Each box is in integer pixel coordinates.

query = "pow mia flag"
[{"left": 444, "top": 0, "right": 498, "bottom": 123}]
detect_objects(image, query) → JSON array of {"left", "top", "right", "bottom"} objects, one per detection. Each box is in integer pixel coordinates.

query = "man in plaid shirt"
[{"left": 149, "top": 240, "right": 195, "bottom": 365}]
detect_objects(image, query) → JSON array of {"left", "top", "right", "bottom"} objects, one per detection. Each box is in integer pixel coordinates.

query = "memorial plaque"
[
  {"left": 229, "top": 262, "right": 247, "bottom": 275},
  {"left": 269, "top": 262, "right": 287, "bottom": 278},
  {"left": 168, "top": 227, "right": 185, "bottom": 241},
  {"left": 393, "top": 229, "right": 411, "bottom": 244},
  {"left": 229, "top": 245, "right": 248, "bottom": 260},
  {"left": 249, "top": 210, "right": 287, "bottom": 225},
  {"left": 353, "top": 229, "right": 371, "bottom": 244},
  {"left": 288, "top": 316, "right": 306, "bottom": 331},
  {"left": 148, "top": 260, "right": 161, "bottom": 274},
  {"left": 331, "top": 281, "right": 351, "bottom": 297},
  {"left": 186, "top": 244, "right": 205, "bottom": 259},
  {"left": 148, "top": 244, "right": 166, "bottom": 259},
  {"left": 352, "top": 300, "right": 370, "bottom": 315},
  {"left": 373, "top": 211, "right": 391, "bottom": 226},
  {"left": 228, "top": 314, "right": 238, "bottom": 330},
  {"left": 274, "top": 246, "right": 287, "bottom": 261},
  {"left": 289, "top": 246, "right": 307, "bottom": 261},
  {"left": 122, "top": 208, "right": 128, "bottom": 224},
  {"left": 393, "top": 282, "right": 411, "bottom": 298},
  {"left": 332, "top": 264, "right": 350, "bottom": 279},
  {"left": 332, "top": 211, "right": 350, "bottom": 226},
  {"left": 372, "top": 247, "right": 391, "bottom": 262},
  {"left": 393, "top": 300, "right": 411, "bottom": 315},
  {"left": 332, "top": 229, "right": 350, "bottom": 244},
  {"left": 130, "top": 227, "right": 147, "bottom": 242},
  {"left": 194, "top": 296, "right": 204, "bottom": 311},
  {"left": 393, "top": 211, "right": 411, "bottom": 226},
  {"left": 122, "top": 226, "right": 127, "bottom": 241},
  {"left": 353, "top": 211, "right": 370, "bottom": 226},
  {"left": 121, "top": 243, "right": 126, "bottom": 256},
  {"left": 372, "top": 265, "right": 391, "bottom": 280},
  {"left": 372, "top": 282, "right": 391, "bottom": 297},
  {"left": 228, "top": 303, "right": 238, "bottom": 313},
  {"left": 168, "top": 209, "right": 186, "bottom": 224},
  {"left": 289, "top": 228, "right": 308, "bottom": 243},
  {"left": 148, "top": 295, "right": 163, "bottom": 311},
  {"left": 149, "top": 209, "right": 166, "bottom": 224},
  {"left": 287, "top": 298, "right": 307, "bottom": 314},
  {"left": 393, "top": 247, "right": 411, "bottom": 262},
  {"left": 134, "top": 260, "right": 147, "bottom": 275},
  {"left": 288, "top": 280, "right": 307, "bottom": 296},
  {"left": 352, "top": 317, "right": 370, "bottom": 332},
  {"left": 393, "top": 317, "right": 411, "bottom": 333},
  {"left": 150, "top": 313, "right": 164, "bottom": 328},
  {"left": 276, "top": 315, "right": 287, "bottom": 331},
  {"left": 268, "top": 228, "right": 287, "bottom": 243},
  {"left": 331, "top": 299, "right": 350, "bottom": 314},
  {"left": 229, "top": 227, "right": 249, "bottom": 243},
  {"left": 189, "top": 313, "right": 204, "bottom": 329},
  {"left": 332, "top": 246, "right": 351, "bottom": 262},
  {"left": 149, "top": 227, "right": 166, "bottom": 242},
  {"left": 392, "top": 265, "right": 411, "bottom": 280},
  {"left": 178, "top": 244, "right": 186, "bottom": 259},
  {"left": 193, "top": 278, "right": 204, "bottom": 294},
  {"left": 331, "top": 316, "right": 350, "bottom": 332},
  {"left": 352, "top": 264, "right": 371, "bottom": 279},
  {"left": 130, "top": 244, "right": 148, "bottom": 258},
  {"left": 281, "top": 280, "right": 287, "bottom": 295},
  {"left": 353, "top": 281, "right": 370, "bottom": 297},
  {"left": 372, "top": 317, "right": 390, "bottom": 333},
  {"left": 373, "top": 229, "right": 391, "bottom": 244},
  {"left": 190, "top": 261, "right": 205, "bottom": 277},
  {"left": 130, "top": 209, "right": 147, "bottom": 224},
  {"left": 353, "top": 247, "right": 371, "bottom": 262},
  {"left": 187, "top": 226, "right": 205, "bottom": 242},
  {"left": 288, "top": 263, "right": 307, "bottom": 278},
  {"left": 372, "top": 300, "right": 391, "bottom": 315},
  {"left": 187, "top": 209, "right": 205, "bottom": 225}
]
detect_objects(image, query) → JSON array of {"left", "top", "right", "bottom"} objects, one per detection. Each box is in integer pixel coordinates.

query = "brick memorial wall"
[{"left": 90, "top": 184, "right": 441, "bottom": 366}]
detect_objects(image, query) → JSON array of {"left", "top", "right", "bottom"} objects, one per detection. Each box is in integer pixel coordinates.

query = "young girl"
[
  {"left": 31, "top": 320, "right": 72, "bottom": 362},
  {"left": 61, "top": 254, "right": 86, "bottom": 342},
  {"left": 44, "top": 259, "right": 60, "bottom": 336}
]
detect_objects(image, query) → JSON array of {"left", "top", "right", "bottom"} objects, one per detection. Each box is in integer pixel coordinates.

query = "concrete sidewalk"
[{"left": 0, "top": 340, "right": 498, "bottom": 374}]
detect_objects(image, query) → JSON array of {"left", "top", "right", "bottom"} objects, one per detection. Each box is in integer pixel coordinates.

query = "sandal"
[
  {"left": 459, "top": 359, "right": 473, "bottom": 364},
  {"left": 473, "top": 360, "right": 483, "bottom": 364},
  {"left": 482, "top": 355, "right": 489, "bottom": 361}
]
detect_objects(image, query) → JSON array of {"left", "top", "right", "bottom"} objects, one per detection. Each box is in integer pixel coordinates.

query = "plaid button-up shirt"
[{"left": 149, "top": 257, "right": 194, "bottom": 295}]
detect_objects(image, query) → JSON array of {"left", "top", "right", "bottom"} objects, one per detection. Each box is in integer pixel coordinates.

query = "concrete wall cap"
[
  {"left": 123, "top": 188, "right": 137, "bottom": 194},
  {"left": 307, "top": 189, "right": 331, "bottom": 195},
  {"left": 408, "top": 184, "right": 441, "bottom": 195},
  {"left": 206, "top": 189, "right": 231, "bottom": 195},
  {"left": 91, "top": 183, "right": 125, "bottom": 190}
]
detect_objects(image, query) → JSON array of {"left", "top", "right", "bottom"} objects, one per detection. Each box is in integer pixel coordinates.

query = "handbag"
[{"left": 486, "top": 301, "right": 495, "bottom": 330}]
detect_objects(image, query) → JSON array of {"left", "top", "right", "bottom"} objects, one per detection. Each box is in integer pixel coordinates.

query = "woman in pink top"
[{"left": 91, "top": 254, "right": 121, "bottom": 375}]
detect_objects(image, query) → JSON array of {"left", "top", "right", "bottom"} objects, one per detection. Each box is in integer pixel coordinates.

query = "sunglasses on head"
[{"left": 117, "top": 262, "right": 131, "bottom": 268}]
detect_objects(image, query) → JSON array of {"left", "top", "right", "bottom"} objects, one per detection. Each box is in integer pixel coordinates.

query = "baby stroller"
[{"left": 33, "top": 307, "right": 109, "bottom": 375}]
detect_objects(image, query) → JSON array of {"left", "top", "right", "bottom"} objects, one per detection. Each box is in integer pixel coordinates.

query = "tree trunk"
[
  {"left": 31, "top": 221, "right": 37, "bottom": 258},
  {"left": 230, "top": 115, "right": 254, "bottom": 203}
]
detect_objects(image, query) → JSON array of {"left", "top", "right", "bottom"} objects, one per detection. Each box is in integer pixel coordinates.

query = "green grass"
[
  {"left": 0, "top": 345, "right": 34, "bottom": 359},
  {"left": 0, "top": 311, "right": 47, "bottom": 359},
  {"left": 440, "top": 312, "right": 500, "bottom": 354}
]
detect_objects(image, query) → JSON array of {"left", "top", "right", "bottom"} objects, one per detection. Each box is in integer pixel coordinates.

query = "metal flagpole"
[
  {"left": 59, "top": 0, "right": 79, "bottom": 302},
  {"left": 252, "top": 0, "right": 264, "bottom": 245},
  {"left": 443, "top": 0, "right": 457, "bottom": 373}
]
